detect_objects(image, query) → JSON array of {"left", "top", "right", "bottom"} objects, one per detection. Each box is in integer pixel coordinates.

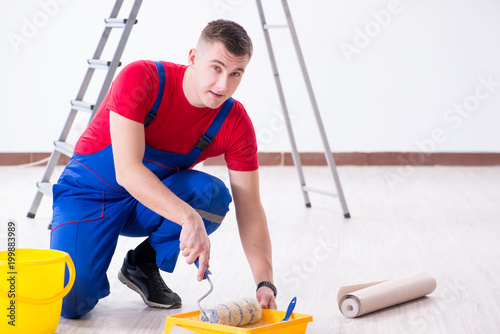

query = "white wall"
[{"left": 1, "top": 0, "right": 500, "bottom": 153}]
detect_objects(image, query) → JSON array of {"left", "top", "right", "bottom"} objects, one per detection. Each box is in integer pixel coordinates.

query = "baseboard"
[
  {"left": 2, "top": 152, "right": 500, "bottom": 167},
  {"left": 203, "top": 152, "right": 500, "bottom": 166},
  {"left": 0, "top": 153, "right": 70, "bottom": 167}
]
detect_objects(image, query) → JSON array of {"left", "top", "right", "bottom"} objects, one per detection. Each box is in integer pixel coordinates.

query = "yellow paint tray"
[{"left": 164, "top": 309, "right": 313, "bottom": 334}]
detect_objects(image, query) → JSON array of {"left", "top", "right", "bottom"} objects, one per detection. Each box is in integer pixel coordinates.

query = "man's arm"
[
  {"left": 109, "top": 111, "right": 210, "bottom": 280},
  {"left": 228, "top": 169, "right": 277, "bottom": 309}
]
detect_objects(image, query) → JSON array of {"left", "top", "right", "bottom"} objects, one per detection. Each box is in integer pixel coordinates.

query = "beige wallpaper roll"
[{"left": 337, "top": 272, "right": 437, "bottom": 318}]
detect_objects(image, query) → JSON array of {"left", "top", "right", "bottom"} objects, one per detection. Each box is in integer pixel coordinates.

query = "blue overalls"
[{"left": 50, "top": 62, "right": 233, "bottom": 319}]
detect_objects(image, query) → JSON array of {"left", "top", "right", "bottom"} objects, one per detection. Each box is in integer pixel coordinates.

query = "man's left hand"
[{"left": 256, "top": 286, "right": 277, "bottom": 310}]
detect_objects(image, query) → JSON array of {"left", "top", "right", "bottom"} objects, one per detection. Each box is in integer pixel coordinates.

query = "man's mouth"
[{"left": 209, "top": 91, "right": 224, "bottom": 98}]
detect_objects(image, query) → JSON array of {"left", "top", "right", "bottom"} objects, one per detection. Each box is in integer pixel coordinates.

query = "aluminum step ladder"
[
  {"left": 27, "top": 0, "right": 143, "bottom": 218},
  {"left": 256, "top": 0, "right": 350, "bottom": 218}
]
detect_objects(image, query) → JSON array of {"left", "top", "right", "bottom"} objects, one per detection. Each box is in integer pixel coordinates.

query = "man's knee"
[
  {"left": 166, "top": 170, "right": 232, "bottom": 215},
  {"left": 61, "top": 293, "right": 98, "bottom": 319},
  {"left": 52, "top": 236, "right": 110, "bottom": 319},
  {"left": 60, "top": 278, "right": 101, "bottom": 319},
  {"left": 61, "top": 274, "right": 110, "bottom": 318},
  {"left": 195, "top": 172, "right": 231, "bottom": 213}
]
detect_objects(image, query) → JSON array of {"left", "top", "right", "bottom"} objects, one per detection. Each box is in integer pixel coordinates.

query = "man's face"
[{"left": 188, "top": 41, "right": 250, "bottom": 109}]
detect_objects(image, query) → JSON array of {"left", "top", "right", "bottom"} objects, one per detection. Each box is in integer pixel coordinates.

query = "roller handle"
[{"left": 194, "top": 258, "right": 211, "bottom": 279}]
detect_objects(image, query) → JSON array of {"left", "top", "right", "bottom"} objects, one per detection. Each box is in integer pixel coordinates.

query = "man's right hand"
[{"left": 179, "top": 213, "right": 211, "bottom": 281}]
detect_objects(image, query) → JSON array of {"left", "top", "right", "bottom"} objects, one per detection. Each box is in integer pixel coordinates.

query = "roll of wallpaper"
[{"left": 337, "top": 272, "right": 437, "bottom": 318}]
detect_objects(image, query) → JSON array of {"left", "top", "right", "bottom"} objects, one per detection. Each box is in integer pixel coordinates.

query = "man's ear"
[{"left": 188, "top": 48, "right": 197, "bottom": 68}]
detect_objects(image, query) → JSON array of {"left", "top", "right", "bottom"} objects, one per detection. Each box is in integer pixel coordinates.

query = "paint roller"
[
  {"left": 195, "top": 260, "right": 262, "bottom": 326},
  {"left": 200, "top": 297, "right": 262, "bottom": 326}
]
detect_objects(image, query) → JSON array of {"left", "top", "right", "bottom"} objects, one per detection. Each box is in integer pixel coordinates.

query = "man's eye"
[
  {"left": 213, "top": 66, "right": 220, "bottom": 71},
  {"left": 232, "top": 72, "right": 241, "bottom": 77}
]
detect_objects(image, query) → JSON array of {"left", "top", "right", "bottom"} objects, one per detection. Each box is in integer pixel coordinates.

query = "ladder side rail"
[
  {"left": 58, "top": 0, "right": 126, "bottom": 140},
  {"left": 27, "top": 192, "right": 43, "bottom": 218},
  {"left": 59, "top": 86, "right": 94, "bottom": 142},
  {"left": 38, "top": 150, "right": 62, "bottom": 184},
  {"left": 91, "top": 0, "right": 125, "bottom": 61},
  {"left": 27, "top": 150, "right": 62, "bottom": 218},
  {"left": 91, "top": 0, "right": 143, "bottom": 120},
  {"left": 256, "top": 0, "right": 311, "bottom": 207},
  {"left": 281, "top": 0, "right": 350, "bottom": 217}
]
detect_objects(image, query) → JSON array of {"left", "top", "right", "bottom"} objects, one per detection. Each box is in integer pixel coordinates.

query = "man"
[{"left": 50, "top": 19, "right": 277, "bottom": 319}]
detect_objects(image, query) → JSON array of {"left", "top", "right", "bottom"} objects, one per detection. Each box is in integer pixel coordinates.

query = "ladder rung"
[
  {"left": 263, "top": 24, "right": 289, "bottom": 30},
  {"left": 104, "top": 18, "right": 138, "bottom": 28},
  {"left": 36, "top": 182, "right": 53, "bottom": 196},
  {"left": 54, "top": 141, "right": 74, "bottom": 157},
  {"left": 87, "top": 59, "right": 122, "bottom": 69},
  {"left": 70, "top": 100, "right": 94, "bottom": 113},
  {"left": 302, "top": 186, "right": 338, "bottom": 198}
]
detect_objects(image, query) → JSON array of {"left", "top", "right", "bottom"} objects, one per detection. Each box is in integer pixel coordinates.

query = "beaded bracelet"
[{"left": 256, "top": 281, "right": 277, "bottom": 297}]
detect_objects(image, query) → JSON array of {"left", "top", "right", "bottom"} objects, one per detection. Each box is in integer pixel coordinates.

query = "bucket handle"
[{"left": 3, "top": 253, "right": 76, "bottom": 305}]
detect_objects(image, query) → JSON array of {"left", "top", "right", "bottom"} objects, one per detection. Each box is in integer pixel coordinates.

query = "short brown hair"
[{"left": 198, "top": 19, "right": 253, "bottom": 58}]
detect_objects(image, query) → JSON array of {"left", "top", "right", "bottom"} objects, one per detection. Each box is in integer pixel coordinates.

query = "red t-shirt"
[{"left": 74, "top": 60, "right": 258, "bottom": 171}]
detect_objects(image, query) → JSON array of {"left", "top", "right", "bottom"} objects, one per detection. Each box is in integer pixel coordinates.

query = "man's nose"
[{"left": 215, "top": 75, "right": 228, "bottom": 93}]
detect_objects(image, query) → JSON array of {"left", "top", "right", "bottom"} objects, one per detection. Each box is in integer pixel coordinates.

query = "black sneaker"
[{"left": 118, "top": 250, "right": 182, "bottom": 309}]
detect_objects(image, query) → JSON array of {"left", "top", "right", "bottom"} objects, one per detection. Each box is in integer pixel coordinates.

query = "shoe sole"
[{"left": 118, "top": 270, "right": 182, "bottom": 309}]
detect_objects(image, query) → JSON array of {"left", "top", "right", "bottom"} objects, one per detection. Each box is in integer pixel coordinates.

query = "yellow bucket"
[{"left": 0, "top": 248, "right": 75, "bottom": 334}]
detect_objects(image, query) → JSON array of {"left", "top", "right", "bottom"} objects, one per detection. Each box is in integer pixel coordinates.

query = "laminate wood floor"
[{"left": 1, "top": 165, "right": 499, "bottom": 333}]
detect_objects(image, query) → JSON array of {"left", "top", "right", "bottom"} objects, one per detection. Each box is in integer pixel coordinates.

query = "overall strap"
[
  {"left": 189, "top": 97, "right": 235, "bottom": 159},
  {"left": 144, "top": 61, "right": 166, "bottom": 127}
]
